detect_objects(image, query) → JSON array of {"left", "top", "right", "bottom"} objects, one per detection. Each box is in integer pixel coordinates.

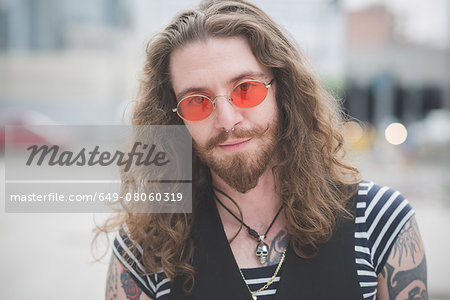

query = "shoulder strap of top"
[
  {"left": 356, "top": 181, "right": 415, "bottom": 274},
  {"left": 112, "top": 225, "right": 158, "bottom": 298}
]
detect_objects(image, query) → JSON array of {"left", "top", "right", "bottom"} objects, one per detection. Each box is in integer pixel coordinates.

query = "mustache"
[{"left": 204, "top": 125, "right": 271, "bottom": 151}]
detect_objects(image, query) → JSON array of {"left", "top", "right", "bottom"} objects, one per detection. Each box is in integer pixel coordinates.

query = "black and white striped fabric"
[
  {"left": 355, "top": 181, "right": 414, "bottom": 299},
  {"left": 112, "top": 181, "right": 414, "bottom": 299},
  {"left": 240, "top": 264, "right": 281, "bottom": 299}
]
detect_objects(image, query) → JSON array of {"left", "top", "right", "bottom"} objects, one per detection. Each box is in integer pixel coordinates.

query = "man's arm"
[
  {"left": 376, "top": 216, "right": 428, "bottom": 300},
  {"left": 106, "top": 254, "right": 153, "bottom": 300}
]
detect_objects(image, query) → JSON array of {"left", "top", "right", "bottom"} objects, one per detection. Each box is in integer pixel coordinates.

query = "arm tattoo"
[
  {"left": 382, "top": 259, "right": 427, "bottom": 300},
  {"left": 120, "top": 270, "right": 143, "bottom": 300},
  {"left": 105, "top": 256, "right": 118, "bottom": 300},
  {"left": 381, "top": 218, "right": 428, "bottom": 300},
  {"left": 391, "top": 218, "right": 421, "bottom": 265},
  {"left": 266, "top": 230, "right": 288, "bottom": 265}
]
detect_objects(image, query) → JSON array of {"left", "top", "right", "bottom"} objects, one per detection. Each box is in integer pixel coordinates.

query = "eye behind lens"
[
  {"left": 231, "top": 81, "right": 267, "bottom": 108},
  {"left": 179, "top": 96, "right": 213, "bottom": 121}
]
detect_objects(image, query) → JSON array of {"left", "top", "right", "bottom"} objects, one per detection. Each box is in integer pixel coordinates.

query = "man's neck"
[{"left": 211, "top": 164, "right": 282, "bottom": 230}]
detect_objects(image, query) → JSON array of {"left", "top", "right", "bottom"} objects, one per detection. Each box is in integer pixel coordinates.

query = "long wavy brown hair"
[{"left": 94, "top": 0, "right": 360, "bottom": 292}]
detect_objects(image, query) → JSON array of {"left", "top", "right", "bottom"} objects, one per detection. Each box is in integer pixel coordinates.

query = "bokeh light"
[
  {"left": 343, "top": 120, "right": 364, "bottom": 143},
  {"left": 385, "top": 123, "right": 408, "bottom": 145}
]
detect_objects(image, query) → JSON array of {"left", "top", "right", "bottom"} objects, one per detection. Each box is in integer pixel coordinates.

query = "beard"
[{"left": 193, "top": 121, "right": 280, "bottom": 193}]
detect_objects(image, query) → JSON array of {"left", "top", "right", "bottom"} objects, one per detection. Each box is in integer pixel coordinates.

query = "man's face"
[{"left": 169, "top": 36, "right": 279, "bottom": 193}]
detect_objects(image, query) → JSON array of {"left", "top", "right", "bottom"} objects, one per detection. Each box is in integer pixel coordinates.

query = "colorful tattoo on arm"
[{"left": 120, "top": 269, "right": 143, "bottom": 300}]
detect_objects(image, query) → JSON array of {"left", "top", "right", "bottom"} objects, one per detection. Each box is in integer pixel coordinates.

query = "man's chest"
[{"left": 224, "top": 222, "right": 288, "bottom": 269}]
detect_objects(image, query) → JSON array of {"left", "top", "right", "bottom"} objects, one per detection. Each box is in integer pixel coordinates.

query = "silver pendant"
[
  {"left": 252, "top": 295, "right": 257, "bottom": 300},
  {"left": 255, "top": 235, "right": 269, "bottom": 264}
]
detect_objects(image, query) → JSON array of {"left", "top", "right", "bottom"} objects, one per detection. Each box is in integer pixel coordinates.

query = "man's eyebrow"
[
  {"left": 176, "top": 87, "right": 209, "bottom": 101},
  {"left": 175, "top": 71, "right": 268, "bottom": 100},
  {"left": 227, "top": 71, "right": 268, "bottom": 85}
]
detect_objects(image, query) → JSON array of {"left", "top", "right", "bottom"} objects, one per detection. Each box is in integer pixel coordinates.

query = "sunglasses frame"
[{"left": 172, "top": 78, "right": 275, "bottom": 121}]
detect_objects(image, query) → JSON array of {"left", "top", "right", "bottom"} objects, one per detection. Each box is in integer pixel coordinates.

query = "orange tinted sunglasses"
[{"left": 172, "top": 79, "right": 274, "bottom": 121}]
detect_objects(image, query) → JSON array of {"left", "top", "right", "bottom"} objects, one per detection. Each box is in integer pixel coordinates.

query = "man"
[{"left": 103, "top": 1, "right": 427, "bottom": 299}]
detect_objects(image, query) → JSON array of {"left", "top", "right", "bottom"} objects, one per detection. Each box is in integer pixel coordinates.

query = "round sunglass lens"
[
  {"left": 231, "top": 81, "right": 267, "bottom": 108},
  {"left": 178, "top": 96, "right": 213, "bottom": 121}
]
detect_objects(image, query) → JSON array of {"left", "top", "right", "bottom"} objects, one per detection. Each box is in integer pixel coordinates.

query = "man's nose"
[{"left": 213, "top": 96, "right": 242, "bottom": 131}]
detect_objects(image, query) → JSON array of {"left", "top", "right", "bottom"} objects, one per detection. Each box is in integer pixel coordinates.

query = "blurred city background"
[{"left": 0, "top": 0, "right": 449, "bottom": 299}]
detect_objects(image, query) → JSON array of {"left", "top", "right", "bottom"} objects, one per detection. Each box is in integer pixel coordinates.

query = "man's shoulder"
[
  {"left": 112, "top": 224, "right": 170, "bottom": 296},
  {"left": 354, "top": 180, "right": 414, "bottom": 233},
  {"left": 354, "top": 180, "right": 416, "bottom": 275},
  {"left": 355, "top": 180, "right": 408, "bottom": 208}
]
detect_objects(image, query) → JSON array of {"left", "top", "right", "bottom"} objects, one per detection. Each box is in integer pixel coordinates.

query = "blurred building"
[
  {"left": 344, "top": 5, "right": 450, "bottom": 128},
  {"left": 0, "top": 0, "right": 129, "bottom": 52},
  {"left": 0, "top": 0, "right": 137, "bottom": 124}
]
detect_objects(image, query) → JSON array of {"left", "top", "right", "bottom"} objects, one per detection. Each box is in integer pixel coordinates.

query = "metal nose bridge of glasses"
[{"left": 172, "top": 79, "right": 274, "bottom": 118}]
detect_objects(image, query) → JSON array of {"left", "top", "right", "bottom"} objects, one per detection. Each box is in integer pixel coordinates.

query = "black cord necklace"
[{"left": 213, "top": 187, "right": 284, "bottom": 264}]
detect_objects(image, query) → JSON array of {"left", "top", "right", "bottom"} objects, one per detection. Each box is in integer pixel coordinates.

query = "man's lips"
[{"left": 218, "top": 138, "right": 252, "bottom": 151}]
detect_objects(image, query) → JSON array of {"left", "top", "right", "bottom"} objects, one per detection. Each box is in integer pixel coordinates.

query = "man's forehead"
[{"left": 169, "top": 37, "right": 271, "bottom": 93}]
